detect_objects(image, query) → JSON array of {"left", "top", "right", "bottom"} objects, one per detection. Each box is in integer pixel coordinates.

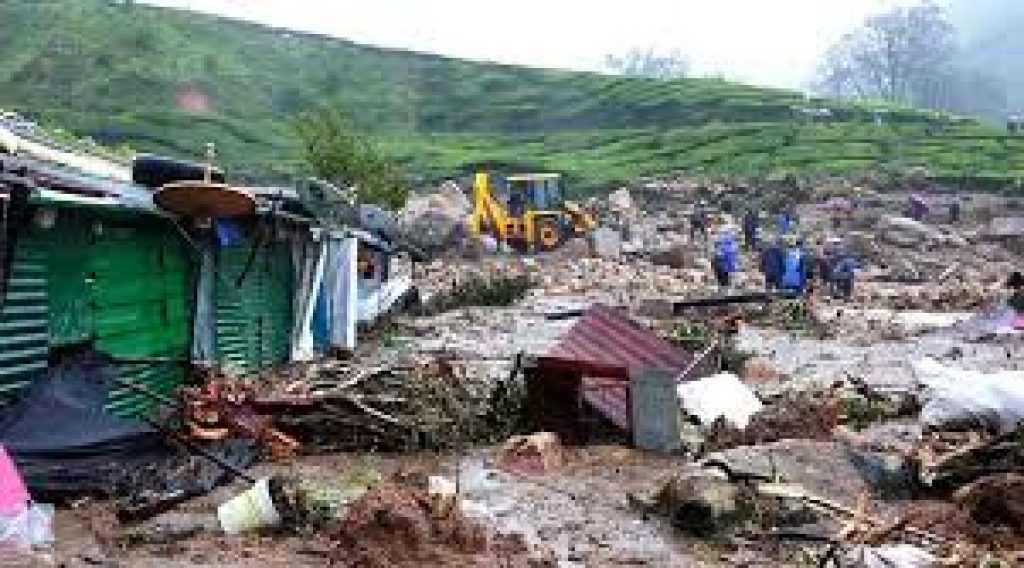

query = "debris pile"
[
  {"left": 703, "top": 391, "right": 841, "bottom": 452},
  {"left": 328, "top": 482, "right": 548, "bottom": 568},
  {"left": 30, "top": 175, "right": 1024, "bottom": 566},
  {"left": 259, "top": 357, "right": 524, "bottom": 451}
]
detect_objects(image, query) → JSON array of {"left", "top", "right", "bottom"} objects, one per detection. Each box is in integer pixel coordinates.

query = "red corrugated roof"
[
  {"left": 537, "top": 305, "right": 693, "bottom": 433},
  {"left": 542, "top": 305, "right": 691, "bottom": 379}
]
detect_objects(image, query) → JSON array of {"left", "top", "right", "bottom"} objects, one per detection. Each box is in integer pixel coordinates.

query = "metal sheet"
[
  {"left": 539, "top": 305, "right": 694, "bottom": 434},
  {"left": 0, "top": 232, "right": 49, "bottom": 401},
  {"left": 630, "top": 370, "right": 682, "bottom": 453},
  {"left": 215, "top": 230, "right": 293, "bottom": 374},
  {"left": 543, "top": 305, "right": 692, "bottom": 379},
  {"left": 45, "top": 213, "right": 93, "bottom": 346},
  {"left": 89, "top": 221, "right": 192, "bottom": 416}
]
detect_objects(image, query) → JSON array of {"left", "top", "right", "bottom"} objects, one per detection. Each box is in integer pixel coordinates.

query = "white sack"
[{"left": 676, "top": 372, "right": 763, "bottom": 429}]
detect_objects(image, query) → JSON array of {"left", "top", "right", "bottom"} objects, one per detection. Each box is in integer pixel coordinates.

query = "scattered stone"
[
  {"left": 493, "top": 432, "right": 564, "bottom": 474},
  {"left": 588, "top": 227, "right": 622, "bottom": 259}
]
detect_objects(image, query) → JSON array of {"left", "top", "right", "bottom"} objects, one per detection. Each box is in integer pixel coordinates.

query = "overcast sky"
[{"left": 143, "top": 0, "right": 933, "bottom": 90}]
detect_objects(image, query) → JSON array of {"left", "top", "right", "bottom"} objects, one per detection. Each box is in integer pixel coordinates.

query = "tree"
[
  {"left": 605, "top": 48, "right": 689, "bottom": 80},
  {"left": 293, "top": 108, "right": 408, "bottom": 212},
  {"left": 814, "top": 3, "right": 958, "bottom": 107}
]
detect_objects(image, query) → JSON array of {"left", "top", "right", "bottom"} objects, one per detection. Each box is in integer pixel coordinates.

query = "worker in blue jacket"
[
  {"left": 780, "top": 240, "right": 812, "bottom": 296},
  {"left": 713, "top": 228, "right": 739, "bottom": 288}
]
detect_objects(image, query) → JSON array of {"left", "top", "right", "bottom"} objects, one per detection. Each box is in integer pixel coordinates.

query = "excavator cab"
[
  {"left": 506, "top": 173, "right": 564, "bottom": 213},
  {"left": 468, "top": 172, "right": 596, "bottom": 252}
]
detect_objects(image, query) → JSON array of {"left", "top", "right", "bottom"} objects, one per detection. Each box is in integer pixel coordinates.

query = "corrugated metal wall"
[
  {"left": 27, "top": 213, "right": 193, "bottom": 417},
  {"left": 46, "top": 214, "right": 92, "bottom": 346},
  {"left": 216, "top": 232, "right": 293, "bottom": 374},
  {"left": 0, "top": 208, "right": 301, "bottom": 415},
  {"left": 0, "top": 231, "right": 49, "bottom": 402},
  {"left": 91, "top": 221, "right": 192, "bottom": 416}
]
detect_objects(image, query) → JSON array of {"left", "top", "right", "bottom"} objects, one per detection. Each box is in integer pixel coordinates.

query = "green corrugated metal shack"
[
  {"left": 209, "top": 220, "right": 294, "bottom": 374},
  {"left": 0, "top": 186, "right": 193, "bottom": 417},
  {"left": 0, "top": 171, "right": 303, "bottom": 417}
]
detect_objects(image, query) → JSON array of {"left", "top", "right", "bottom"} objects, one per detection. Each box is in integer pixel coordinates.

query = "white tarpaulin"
[
  {"left": 357, "top": 274, "right": 412, "bottom": 324},
  {"left": 912, "top": 358, "right": 1024, "bottom": 433}
]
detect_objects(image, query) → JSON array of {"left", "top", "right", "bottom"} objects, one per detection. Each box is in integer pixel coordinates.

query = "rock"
[
  {"left": 557, "top": 237, "right": 590, "bottom": 259},
  {"left": 954, "top": 473, "right": 1024, "bottom": 530},
  {"left": 589, "top": 227, "right": 622, "bottom": 259},
  {"left": 879, "top": 215, "right": 945, "bottom": 247},
  {"left": 636, "top": 298, "right": 674, "bottom": 319},
  {"left": 494, "top": 432, "right": 564, "bottom": 474},
  {"left": 649, "top": 244, "right": 691, "bottom": 269},
  {"left": 703, "top": 440, "right": 894, "bottom": 507},
  {"left": 741, "top": 357, "right": 785, "bottom": 382},
  {"left": 645, "top": 468, "right": 743, "bottom": 537},
  {"left": 399, "top": 181, "right": 472, "bottom": 250},
  {"left": 607, "top": 188, "right": 635, "bottom": 215}
]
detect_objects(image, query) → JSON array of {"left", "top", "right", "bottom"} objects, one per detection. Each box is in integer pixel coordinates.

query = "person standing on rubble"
[
  {"left": 948, "top": 200, "right": 961, "bottom": 224},
  {"left": 830, "top": 248, "right": 861, "bottom": 300},
  {"left": 817, "top": 237, "right": 844, "bottom": 296},
  {"left": 713, "top": 227, "right": 739, "bottom": 289},
  {"left": 690, "top": 201, "right": 709, "bottom": 243},
  {"left": 1008, "top": 272, "right": 1024, "bottom": 314},
  {"left": 742, "top": 208, "right": 759, "bottom": 250},
  {"left": 777, "top": 206, "right": 798, "bottom": 236},
  {"left": 908, "top": 194, "right": 928, "bottom": 222},
  {"left": 761, "top": 237, "right": 783, "bottom": 291},
  {"left": 780, "top": 237, "right": 811, "bottom": 296}
]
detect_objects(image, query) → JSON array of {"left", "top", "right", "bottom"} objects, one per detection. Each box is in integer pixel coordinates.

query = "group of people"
[{"left": 707, "top": 206, "right": 861, "bottom": 299}]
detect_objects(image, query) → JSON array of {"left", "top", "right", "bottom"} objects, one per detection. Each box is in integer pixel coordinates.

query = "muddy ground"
[
  {"left": 33, "top": 185, "right": 1024, "bottom": 566},
  {"left": 51, "top": 448, "right": 722, "bottom": 567}
]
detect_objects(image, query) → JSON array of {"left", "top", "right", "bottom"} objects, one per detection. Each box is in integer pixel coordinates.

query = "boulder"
[
  {"left": 589, "top": 227, "right": 622, "bottom": 259},
  {"left": 607, "top": 188, "right": 635, "bottom": 214},
  {"left": 493, "top": 432, "right": 564, "bottom": 474},
  {"left": 644, "top": 468, "right": 743, "bottom": 537},
  {"left": 649, "top": 244, "right": 691, "bottom": 269}
]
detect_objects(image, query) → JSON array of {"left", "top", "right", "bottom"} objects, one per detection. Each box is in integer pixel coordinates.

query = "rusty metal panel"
[
  {"left": 539, "top": 305, "right": 694, "bottom": 436},
  {"left": 545, "top": 305, "right": 692, "bottom": 379}
]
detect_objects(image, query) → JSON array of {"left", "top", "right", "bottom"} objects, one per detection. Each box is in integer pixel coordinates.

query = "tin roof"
[
  {"left": 538, "top": 305, "right": 693, "bottom": 432},
  {"left": 542, "top": 305, "right": 692, "bottom": 379}
]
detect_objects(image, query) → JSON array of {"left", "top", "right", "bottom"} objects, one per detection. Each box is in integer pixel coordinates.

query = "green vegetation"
[
  {"left": 293, "top": 109, "right": 408, "bottom": 209},
  {"left": 1, "top": 0, "right": 1023, "bottom": 192}
]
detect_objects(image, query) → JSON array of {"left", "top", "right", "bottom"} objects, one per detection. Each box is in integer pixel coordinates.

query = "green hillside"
[{"left": 2, "top": 0, "right": 1023, "bottom": 191}]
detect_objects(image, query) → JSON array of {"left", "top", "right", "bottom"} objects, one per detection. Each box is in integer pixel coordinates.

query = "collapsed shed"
[
  {"left": 0, "top": 146, "right": 409, "bottom": 418},
  {"left": 525, "top": 305, "right": 712, "bottom": 445},
  {"left": 0, "top": 155, "right": 195, "bottom": 416}
]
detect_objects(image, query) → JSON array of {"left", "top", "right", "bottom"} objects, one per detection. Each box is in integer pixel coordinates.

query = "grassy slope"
[{"left": 1, "top": 0, "right": 1022, "bottom": 191}]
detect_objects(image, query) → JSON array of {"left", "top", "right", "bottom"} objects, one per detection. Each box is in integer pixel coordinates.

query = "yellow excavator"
[{"left": 467, "top": 172, "right": 597, "bottom": 252}]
